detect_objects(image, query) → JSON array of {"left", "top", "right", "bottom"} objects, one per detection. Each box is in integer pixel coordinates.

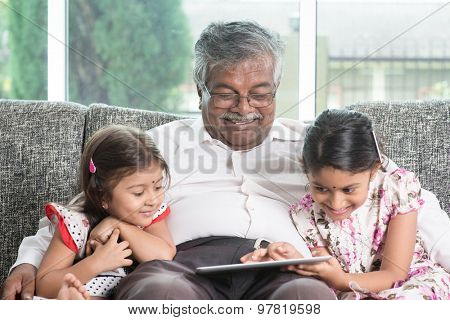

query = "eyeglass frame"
[{"left": 201, "top": 83, "right": 277, "bottom": 109}]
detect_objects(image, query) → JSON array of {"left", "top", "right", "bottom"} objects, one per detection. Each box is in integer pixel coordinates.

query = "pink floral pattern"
[{"left": 290, "top": 168, "right": 450, "bottom": 300}]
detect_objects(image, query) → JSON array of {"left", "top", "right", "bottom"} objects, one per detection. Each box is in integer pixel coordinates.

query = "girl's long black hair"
[{"left": 302, "top": 109, "right": 385, "bottom": 174}]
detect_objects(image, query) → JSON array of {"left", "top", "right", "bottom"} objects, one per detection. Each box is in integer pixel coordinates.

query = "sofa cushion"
[
  {"left": 0, "top": 100, "right": 87, "bottom": 283},
  {"left": 346, "top": 100, "right": 449, "bottom": 215},
  {"left": 84, "top": 103, "right": 185, "bottom": 144}
]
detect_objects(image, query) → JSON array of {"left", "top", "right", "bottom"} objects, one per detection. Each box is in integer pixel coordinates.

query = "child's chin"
[
  {"left": 328, "top": 213, "right": 352, "bottom": 221},
  {"left": 324, "top": 207, "right": 354, "bottom": 221}
]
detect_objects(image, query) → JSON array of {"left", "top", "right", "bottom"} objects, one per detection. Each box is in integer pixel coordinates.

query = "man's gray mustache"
[{"left": 219, "top": 112, "right": 263, "bottom": 122}]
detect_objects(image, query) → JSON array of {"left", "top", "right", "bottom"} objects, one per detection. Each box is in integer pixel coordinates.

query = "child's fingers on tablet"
[{"left": 294, "top": 269, "right": 316, "bottom": 277}]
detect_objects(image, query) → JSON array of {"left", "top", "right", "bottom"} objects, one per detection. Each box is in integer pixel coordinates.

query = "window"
[
  {"left": 0, "top": 1, "right": 48, "bottom": 100},
  {"left": 67, "top": 0, "right": 301, "bottom": 118},
  {"left": 316, "top": 0, "right": 450, "bottom": 114},
  {"left": 3, "top": 1, "right": 447, "bottom": 119}
]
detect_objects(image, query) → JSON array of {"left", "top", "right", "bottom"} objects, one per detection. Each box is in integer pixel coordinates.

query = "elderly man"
[{"left": 3, "top": 21, "right": 449, "bottom": 300}]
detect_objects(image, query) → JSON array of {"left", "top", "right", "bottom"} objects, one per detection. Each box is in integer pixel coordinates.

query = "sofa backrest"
[
  {"left": 347, "top": 99, "right": 449, "bottom": 214},
  {"left": 0, "top": 100, "right": 87, "bottom": 283},
  {"left": 84, "top": 103, "right": 184, "bottom": 144},
  {"left": 0, "top": 100, "right": 184, "bottom": 284}
]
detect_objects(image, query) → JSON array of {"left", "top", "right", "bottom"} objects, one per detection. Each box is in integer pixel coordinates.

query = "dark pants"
[{"left": 115, "top": 236, "right": 337, "bottom": 300}]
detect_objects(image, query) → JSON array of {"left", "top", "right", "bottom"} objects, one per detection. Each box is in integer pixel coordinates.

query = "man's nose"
[{"left": 235, "top": 96, "right": 254, "bottom": 115}]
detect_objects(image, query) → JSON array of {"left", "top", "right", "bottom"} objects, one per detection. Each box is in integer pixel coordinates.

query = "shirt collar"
[
  {"left": 179, "top": 117, "right": 304, "bottom": 151},
  {"left": 266, "top": 118, "right": 305, "bottom": 142},
  {"left": 190, "top": 117, "right": 214, "bottom": 143}
]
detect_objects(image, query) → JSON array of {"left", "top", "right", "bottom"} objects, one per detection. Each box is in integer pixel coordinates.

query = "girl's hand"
[
  {"left": 287, "top": 249, "right": 347, "bottom": 289},
  {"left": 90, "top": 229, "right": 133, "bottom": 273},
  {"left": 240, "top": 242, "right": 303, "bottom": 263},
  {"left": 87, "top": 216, "right": 121, "bottom": 251}
]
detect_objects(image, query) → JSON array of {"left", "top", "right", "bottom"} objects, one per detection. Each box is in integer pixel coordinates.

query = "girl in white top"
[{"left": 36, "top": 125, "right": 175, "bottom": 299}]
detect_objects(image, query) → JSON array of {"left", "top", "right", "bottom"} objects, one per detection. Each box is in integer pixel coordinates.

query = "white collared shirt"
[
  {"left": 12, "top": 118, "right": 450, "bottom": 271},
  {"left": 149, "top": 118, "right": 312, "bottom": 257}
]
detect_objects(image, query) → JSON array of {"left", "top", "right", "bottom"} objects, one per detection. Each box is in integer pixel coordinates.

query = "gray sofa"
[{"left": 0, "top": 99, "right": 449, "bottom": 285}]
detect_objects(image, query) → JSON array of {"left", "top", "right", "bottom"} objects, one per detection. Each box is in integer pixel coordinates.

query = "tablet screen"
[{"left": 195, "top": 256, "right": 331, "bottom": 275}]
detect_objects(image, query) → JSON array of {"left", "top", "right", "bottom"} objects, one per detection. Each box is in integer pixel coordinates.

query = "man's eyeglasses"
[{"left": 202, "top": 83, "right": 276, "bottom": 109}]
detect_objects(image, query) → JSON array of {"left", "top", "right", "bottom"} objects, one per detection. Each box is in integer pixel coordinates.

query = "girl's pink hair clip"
[{"left": 89, "top": 158, "right": 97, "bottom": 174}]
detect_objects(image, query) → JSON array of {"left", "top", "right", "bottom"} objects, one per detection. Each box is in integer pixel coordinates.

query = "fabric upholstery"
[
  {"left": 84, "top": 103, "right": 184, "bottom": 144},
  {"left": 347, "top": 100, "right": 449, "bottom": 213},
  {"left": 0, "top": 100, "right": 87, "bottom": 284}
]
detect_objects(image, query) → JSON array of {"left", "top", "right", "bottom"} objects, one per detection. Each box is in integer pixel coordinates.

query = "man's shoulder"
[
  {"left": 272, "top": 118, "right": 308, "bottom": 141},
  {"left": 148, "top": 118, "right": 197, "bottom": 135},
  {"left": 146, "top": 118, "right": 200, "bottom": 151},
  {"left": 276, "top": 118, "right": 308, "bottom": 130},
  {"left": 147, "top": 118, "right": 198, "bottom": 142}
]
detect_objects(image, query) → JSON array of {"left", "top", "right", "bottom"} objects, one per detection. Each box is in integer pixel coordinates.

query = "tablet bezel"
[{"left": 195, "top": 256, "right": 332, "bottom": 275}]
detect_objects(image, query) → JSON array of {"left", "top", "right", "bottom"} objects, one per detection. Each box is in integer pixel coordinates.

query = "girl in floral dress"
[
  {"left": 35, "top": 125, "right": 175, "bottom": 299},
  {"left": 285, "top": 109, "right": 449, "bottom": 299}
]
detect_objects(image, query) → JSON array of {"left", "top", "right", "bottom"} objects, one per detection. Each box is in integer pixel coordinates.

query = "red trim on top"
[
  {"left": 45, "top": 203, "right": 78, "bottom": 253},
  {"left": 143, "top": 206, "right": 171, "bottom": 229}
]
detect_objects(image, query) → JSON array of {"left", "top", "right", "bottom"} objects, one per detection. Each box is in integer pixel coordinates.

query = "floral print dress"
[{"left": 290, "top": 168, "right": 450, "bottom": 300}]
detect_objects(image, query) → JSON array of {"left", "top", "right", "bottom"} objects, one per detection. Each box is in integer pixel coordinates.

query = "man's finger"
[
  {"left": 20, "top": 278, "right": 35, "bottom": 300},
  {"left": 240, "top": 251, "right": 257, "bottom": 263},
  {"left": 240, "top": 252, "right": 251, "bottom": 262},
  {"left": 1, "top": 281, "right": 20, "bottom": 300},
  {"left": 251, "top": 248, "right": 269, "bottom": 261}
]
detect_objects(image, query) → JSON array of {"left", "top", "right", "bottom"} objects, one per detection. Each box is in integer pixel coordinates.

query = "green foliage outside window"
[
  {"left": 69, "top": 0, "right": 191, "bottom": 111},
  {"left": 3, "top": 0, "right": 47, "bottom": 100},
  {"left": 2, "top": 0, "right": 191, "bottom": 113}
]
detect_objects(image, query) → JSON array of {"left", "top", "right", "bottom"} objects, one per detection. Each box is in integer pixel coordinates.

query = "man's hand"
[
  {"left": 240, "top": 248, "right": 271, "bottom": 263},
  {"left": 240, "top": 242, "right": 303, "bottom": 263},
  {"left": 266, "top": 242, "right": 304, "bottom": 260},
  {"left": 1, "top": 263, "right": 37, "bottom": 300}
]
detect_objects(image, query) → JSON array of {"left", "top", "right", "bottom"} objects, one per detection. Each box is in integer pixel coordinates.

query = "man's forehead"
[
  {"left": 214, "top": 57, "right": 274, "bottom": 74},
  {"left": 207, "top": 58, "right": 275, "bottom": 89}
]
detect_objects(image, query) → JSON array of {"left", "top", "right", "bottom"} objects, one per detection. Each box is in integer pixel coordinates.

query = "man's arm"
[
  {"left": 1, "top": 217, "right": 54, "bottom": 299},
  {"left": 418, "top": 189, "right": 450, "bottom": 272},
  {"left": 384, "top": 160, "right": 450, "bottom": 272}
]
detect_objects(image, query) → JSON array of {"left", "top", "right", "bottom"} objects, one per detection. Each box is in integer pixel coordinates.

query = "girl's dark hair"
[
  {"left": 302, "top": 109, "right": 385, "bottom": 174},
  {"left": 80, "top": 125, "right": 170, "bottom": 227}
]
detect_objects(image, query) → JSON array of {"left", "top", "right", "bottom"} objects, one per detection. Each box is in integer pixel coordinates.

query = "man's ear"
[
  {"left": 196, "top": 85, "right": 203, "bottom": 110},
  {"left": 196, "top": 84, "right": 202, "bottom": 98},
  {"left": 275, "top": 81, "right": 281, "bottom": 90}
]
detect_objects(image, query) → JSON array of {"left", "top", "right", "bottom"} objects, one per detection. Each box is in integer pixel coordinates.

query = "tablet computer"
[{"left": 195, "top": 256, "right": 331, "bottom": 275}]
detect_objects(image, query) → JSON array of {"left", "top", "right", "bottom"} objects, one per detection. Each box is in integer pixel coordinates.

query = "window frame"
[{"left": 47, "top": 0, "right": 316, "bottom": 120}]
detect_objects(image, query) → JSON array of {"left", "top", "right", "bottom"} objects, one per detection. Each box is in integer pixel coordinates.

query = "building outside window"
[{"left": 0, "top": 0, "right": 448, "bottom": 119}]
